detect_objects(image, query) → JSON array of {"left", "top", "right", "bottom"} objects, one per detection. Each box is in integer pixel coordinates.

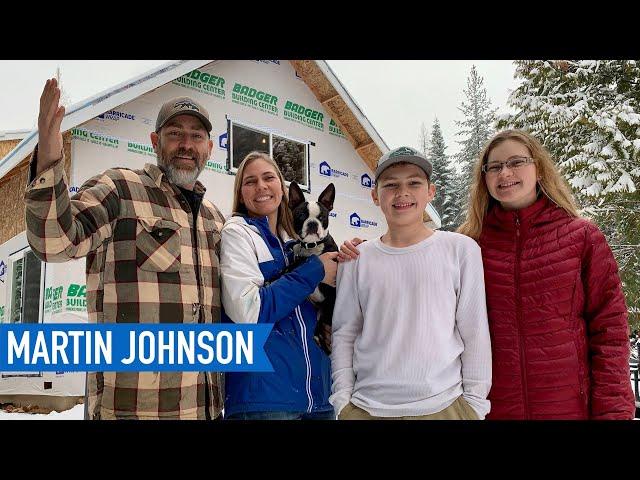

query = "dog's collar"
[{"left": 299, "top": 238, "right": 327, "bottom": 249}]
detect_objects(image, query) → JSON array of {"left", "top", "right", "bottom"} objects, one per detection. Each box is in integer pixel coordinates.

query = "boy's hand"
[{"left": 337, "top": 238, "right": 364, "bottom": 262}]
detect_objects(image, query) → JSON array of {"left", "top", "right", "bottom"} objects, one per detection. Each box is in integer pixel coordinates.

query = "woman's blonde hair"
[
  {"left": 457, "top": 130, "right": 579, "bottom": 240},
  {"left": 232, "top": 151, "right": 296, "bottom": 238}
]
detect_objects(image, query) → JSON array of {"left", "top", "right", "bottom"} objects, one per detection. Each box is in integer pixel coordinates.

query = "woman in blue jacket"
[{"left": 220, "top": 151, "right": 338, "bottom": 420}]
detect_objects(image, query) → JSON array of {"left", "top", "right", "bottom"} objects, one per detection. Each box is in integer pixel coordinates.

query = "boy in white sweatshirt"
[{"left": 330, "top": 146, "right": 492, "bottom": 420}]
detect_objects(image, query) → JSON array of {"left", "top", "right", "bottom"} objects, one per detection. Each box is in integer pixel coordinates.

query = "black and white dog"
[{"left": 288, "top": 181, "right": 338, "bottom": 355}]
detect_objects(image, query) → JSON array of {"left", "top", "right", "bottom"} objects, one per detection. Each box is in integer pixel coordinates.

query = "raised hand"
[{"left": 36, "top": 78, "right": 66, "bottom": 175}]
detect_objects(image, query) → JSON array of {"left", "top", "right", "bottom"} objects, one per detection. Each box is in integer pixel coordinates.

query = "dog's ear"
[
  {"left": 318, "top": 183, "right": 335, "bottom": 212},
  {"left": 288, "top": 181, "right": 306, "bottom": 210}
]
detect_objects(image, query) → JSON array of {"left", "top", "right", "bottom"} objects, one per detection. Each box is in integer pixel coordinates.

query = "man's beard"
[{"left": 157, "top": 145, "right": 206, "bottom": 188}]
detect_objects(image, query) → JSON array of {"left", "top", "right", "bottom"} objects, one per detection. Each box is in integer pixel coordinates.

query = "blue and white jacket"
[{"left": 219, "top": 215, "right": 332, "bottom": 416}]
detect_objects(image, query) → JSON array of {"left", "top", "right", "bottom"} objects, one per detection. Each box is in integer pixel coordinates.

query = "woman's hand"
[{"left": 319, "top": 252, "right": 339, "bottom": 286}]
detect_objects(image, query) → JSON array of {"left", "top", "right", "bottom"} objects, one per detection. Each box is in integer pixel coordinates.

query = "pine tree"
[
  {"left": 498, "top": 59, "right": 640, "bottom": 328},
  {"left": 454, "top": 66, "right": 497, "bottom": 224},
  {"left": 33, "top": 67, "right": 72, "bottom": 130},
  {"left": 423, "top": 118, "right": 458, "bottom": 230},
  {"left": 418, "top": 122, "right": 429, "bottom": 163},
  {"left": 55, "top": 66, "right": 72, "bottom": 108},
  {"left": 498, "top": 60, "right": 640, "bottom": 198}
]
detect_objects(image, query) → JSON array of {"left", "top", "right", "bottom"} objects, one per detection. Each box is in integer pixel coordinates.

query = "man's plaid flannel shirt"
[{"left": 24, "top": 151, "right": 225, "bottom": 419}]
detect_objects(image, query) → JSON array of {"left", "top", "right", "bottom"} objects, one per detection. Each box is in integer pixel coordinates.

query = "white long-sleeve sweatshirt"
[{"left": 330, "top": 231, "right": 492, "bottom": 418}]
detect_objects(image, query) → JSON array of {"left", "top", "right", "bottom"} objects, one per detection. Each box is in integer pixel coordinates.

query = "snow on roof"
[
  {"left": 0, "top": 130, "right": 31, "bottom": 141},
  {"left": 0, "top": 60, "right": 440, "bottom": 227}
]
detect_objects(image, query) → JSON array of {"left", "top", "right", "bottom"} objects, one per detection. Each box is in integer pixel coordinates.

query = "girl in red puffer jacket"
[{"left": 457, "top": 130, "right": 635, "bottom": 419}]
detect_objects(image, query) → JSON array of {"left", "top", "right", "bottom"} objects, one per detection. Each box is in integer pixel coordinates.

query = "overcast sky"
[
  {"left": 328, "top": 60, "right": 519, "bottom": 156},
  {"left": 0, "top": 60, "right": 519, "bottom": 156}
]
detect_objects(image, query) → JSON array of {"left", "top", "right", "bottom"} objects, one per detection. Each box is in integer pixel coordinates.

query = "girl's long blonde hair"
[
  {"left": 457, "top": 130, "right": 579, "bottom": 240},
  {"left": 232, "top": 151, "right": 296, "bottom": 238}
]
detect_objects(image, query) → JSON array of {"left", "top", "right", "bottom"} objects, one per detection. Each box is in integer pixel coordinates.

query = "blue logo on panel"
[
  {"left": 319, "top": 161, "right": 332, "bottom": 177},
  {"left": 219, "top": 132, "right": 228, "bottom": 150},
  {"left": 361, "top": 174, "right": 372, "bottom": 188}
]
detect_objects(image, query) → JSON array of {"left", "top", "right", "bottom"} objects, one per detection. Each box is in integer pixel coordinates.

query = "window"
[
  {"left": 272, "top": 135, "right": 308, "bottom": 189},
  {"left": 1, "top": 248, "right": 45, "bottom": 379},
  {"left": 8, "top": 248, "right": 44, "bottom": 324},
  {"left": 230, "top": 123, "right": 269, "bottom": 170},
  {"left": 228, "top": 120, "right": 310, "bottom": 191}
]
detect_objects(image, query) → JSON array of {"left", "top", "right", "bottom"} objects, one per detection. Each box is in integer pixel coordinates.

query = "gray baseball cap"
[
  {"left": 375, "top": 146, "right": 433, "bottom": 180},
  {"left": 155, "top": 96, "right": 212, "bottom": 134}
]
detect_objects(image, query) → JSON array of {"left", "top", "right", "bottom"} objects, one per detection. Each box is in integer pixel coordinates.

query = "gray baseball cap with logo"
[
  {"left": 375, "top": 146, "right": 433, "bottom": 180},
  {"left": 155, "top": 96, "right": 212, "bottom": 135}
]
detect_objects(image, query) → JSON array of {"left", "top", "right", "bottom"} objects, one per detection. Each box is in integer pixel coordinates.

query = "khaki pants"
[{"left": 338, "top": 395, "right": 479, "bottom": 420}]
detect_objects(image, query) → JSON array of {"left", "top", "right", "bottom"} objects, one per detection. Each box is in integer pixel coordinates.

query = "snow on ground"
[{"left": 0, "top": 403, "right": 84, "bottom": 420}]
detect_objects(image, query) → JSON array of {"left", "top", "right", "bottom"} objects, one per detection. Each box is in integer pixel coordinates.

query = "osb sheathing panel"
[
  {"left": 289, "top": 60, "right": 382, "bottom": 172},
  {"left": 0, "top": 132, "right": 72, "bottom": 245},
  {"left": 289, "top": 60, "right": 337, "bottom": 100},
  {"left": 0, "top": 139, "right": 21, "bottom": 158},
  {"left": 356, "top": 142, "right": 381, "bottom": 172},
  {"left": 323, "top": 97, "right": 369, "bottom": 145},
  {"left": 0, "top": 163, "right": 30, "bottom": 244}
]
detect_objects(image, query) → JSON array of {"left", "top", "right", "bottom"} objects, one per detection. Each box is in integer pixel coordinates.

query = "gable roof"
[
  {"left": 0, "top": 60, "right": 440, "bottom": 226},
  {"left": 0, "top": 60, "right": 209, "bottom": 180}
]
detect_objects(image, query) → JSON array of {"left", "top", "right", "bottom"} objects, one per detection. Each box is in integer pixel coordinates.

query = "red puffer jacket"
[{"left": 479, "top": 195, "right": 635, "bottom": 419}]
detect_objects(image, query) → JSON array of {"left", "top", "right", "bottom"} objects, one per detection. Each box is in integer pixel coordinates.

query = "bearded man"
[{"left": 24, "top": 78, "right": 225, "bottom": 420}]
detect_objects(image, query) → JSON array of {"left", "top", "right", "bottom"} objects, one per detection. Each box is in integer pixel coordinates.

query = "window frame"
[
  {"left": 227, "top": 117, "right": 311, "bottom": 192},
  {"left": 2, "top": 246, "right": 45, "bottom": 378},
  {"left": 6, "top": 246, "right": 46, "bottom": 325}
]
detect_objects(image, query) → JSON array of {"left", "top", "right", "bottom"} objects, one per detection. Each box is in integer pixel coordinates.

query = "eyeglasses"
[{"left": 482, "top": 156, "right": 535, "bottom": 174}]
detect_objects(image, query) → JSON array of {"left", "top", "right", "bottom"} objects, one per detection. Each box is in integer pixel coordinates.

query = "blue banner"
[{"left": 0, "top": 324, "right": 273, "bottom": 372}]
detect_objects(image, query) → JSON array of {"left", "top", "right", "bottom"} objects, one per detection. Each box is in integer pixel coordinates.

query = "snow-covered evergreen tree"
[
  {"left": 419, "top": 122, "right": 429, "bottom": 160},
  {"left": 422, "top": 118, "right": 458, "bottom": 230},
  {"left": 498, "top": 60, "right": 640, "bottom": 197},
  {"left": 55, "top": 66, "right": 72, "bottom": 108},
  {"left": 33, "top": 67, "right": 72, "bottom": 130},
  {"left": 498, "top": 59, "right": 640, "bottom": 328},
  {"left": 454, "top": 65, "right": 497, "bottom": 224}
]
